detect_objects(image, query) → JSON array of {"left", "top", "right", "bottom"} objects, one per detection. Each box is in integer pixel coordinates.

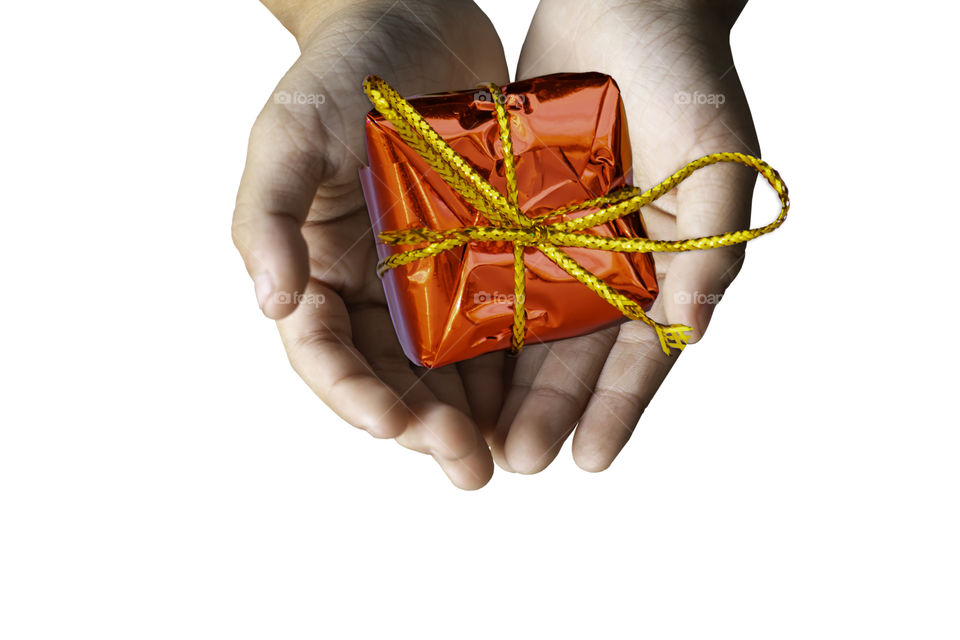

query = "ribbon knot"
[
  {"left": 363, "top": 76, "right": 790, "bottom": 357},
  {"left": 519, "top": 225, "right": 550, "bottom": 247}
]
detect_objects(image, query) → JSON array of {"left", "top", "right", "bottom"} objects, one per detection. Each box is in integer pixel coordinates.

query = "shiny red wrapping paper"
[{"left": 359, "top": 72, "right": 659, "bottom": 368}]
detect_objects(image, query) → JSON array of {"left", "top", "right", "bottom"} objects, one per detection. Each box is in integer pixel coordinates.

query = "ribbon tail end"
[{"left": 655, "top": 324, "right": 693, "bottom": 356}]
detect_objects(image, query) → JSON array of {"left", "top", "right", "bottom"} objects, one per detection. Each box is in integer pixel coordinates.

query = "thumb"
[
  {"left": 232, "top": 103, "right": 326, "bottom": 319},
  {"left": 659, "top": 159, "right": 757, "bottom": 342}
]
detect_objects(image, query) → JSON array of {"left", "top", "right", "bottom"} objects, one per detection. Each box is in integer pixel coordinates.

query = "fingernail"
[{"left": 254, "top": 273, "right": 273, "bottom": 310}]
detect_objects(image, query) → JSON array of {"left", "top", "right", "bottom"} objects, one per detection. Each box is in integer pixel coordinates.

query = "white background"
[{"left": 1, "top": 1, "right": 958, "bottom": 638}]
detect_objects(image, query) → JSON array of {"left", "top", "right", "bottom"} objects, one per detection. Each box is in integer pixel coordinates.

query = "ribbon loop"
[{"left": 363, "top": 76, "right": 789, "bottom": 356}]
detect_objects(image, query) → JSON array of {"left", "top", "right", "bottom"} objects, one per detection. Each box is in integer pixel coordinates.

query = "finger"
[
  {"left": 457, "top": 352, "right": 506, "bottom": 444},
  {"left": 572, "top": 319, "right": 678, "bottom": 472},
  {"left": 501, "top": 328, "right": 618, "bottom": 474},
  {"left": 658, "top": 151, "right": 759, "bottom": 342},
  {"left": 232, "top": 92, "right": 329, "bottom": 320},
  {"left": 416, "top": 364, "right": 497, "bottom": 489},
  {"left": 417, "top": 364, "right": 472, "bottom": 417},
  {"left": 401, "top": 403, "right": 494, "bottom": 491},
  {"left": 349, "top": 306, "right": 493, "bottom": 490},
  {"left": 277, "top": 279, "right": 411, "bottom": 440},
  {"left": 491, "top": 343, "right": 551, "bottom": 472}
]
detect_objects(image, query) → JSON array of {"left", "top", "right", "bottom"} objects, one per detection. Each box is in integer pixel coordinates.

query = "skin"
[
  {"left": 496, "top": 0, "right": 758, "bottom": 474},
  {"left": 233, "top": 0, "right": 757, "bottom": 488}
]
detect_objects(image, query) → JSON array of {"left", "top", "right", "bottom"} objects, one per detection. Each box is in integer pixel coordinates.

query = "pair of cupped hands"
[{"left": 232, "top": 0, "right": 758, "bottom": 489}]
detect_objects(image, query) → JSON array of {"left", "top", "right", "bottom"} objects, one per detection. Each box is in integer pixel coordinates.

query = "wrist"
[
  {"left": 262, "top": 0, "right": 483, "bottom": 48},
  {"left": 538, "top": 0, "right": 746, "bottom": 29},
  {"left": 260, "top": 0, "right": 392, "bottom": 46}
]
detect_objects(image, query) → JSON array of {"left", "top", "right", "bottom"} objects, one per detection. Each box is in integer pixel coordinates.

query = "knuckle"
[
  {"left": 530, "top": 383, "right": 587, "bottom": 413},
  {"left": 593, "top": 386, "right": 648, "bottom": 417},
  {"left": 230, "top": 215, "right": 250, "bottom": 254}
]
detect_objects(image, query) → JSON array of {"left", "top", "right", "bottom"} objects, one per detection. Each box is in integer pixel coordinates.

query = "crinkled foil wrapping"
[{"left": 359, "top": 72, "right": 658, "bottom": 367}]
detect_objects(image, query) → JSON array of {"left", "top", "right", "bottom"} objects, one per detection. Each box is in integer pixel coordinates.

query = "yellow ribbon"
[{"left": 363, "top": 76, "right": 790, "bottom": 356}]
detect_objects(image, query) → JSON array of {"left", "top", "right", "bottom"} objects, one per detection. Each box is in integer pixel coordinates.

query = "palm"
[
  {"left": 233, "top": 2, "right": 509, "bottom": 488},
  {"left": 486, "top": 1, "right": 758, "bottom": 473}
]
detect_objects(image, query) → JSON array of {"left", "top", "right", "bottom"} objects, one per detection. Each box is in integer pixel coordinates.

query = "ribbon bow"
[{"left": 363, "top": 76, "right": 790, "bottom": 356}]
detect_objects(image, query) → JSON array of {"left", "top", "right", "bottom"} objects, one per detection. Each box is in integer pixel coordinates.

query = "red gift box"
[{"left": 359, "top": 72, "right": 659, "bottom": 367}]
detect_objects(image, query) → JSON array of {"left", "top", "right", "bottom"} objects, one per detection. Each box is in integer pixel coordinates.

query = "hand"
[
  {"left": 491, "top": 0, "right": 760, "bottom": 473},
  {"left": 232, "top": 0, "right": 509, "bottom": 489}
]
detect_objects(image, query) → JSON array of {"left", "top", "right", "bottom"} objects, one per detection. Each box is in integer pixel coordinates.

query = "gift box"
[
  {"left": 359, "top": 72, "right": 659, "bottom": 367},
  {"left": 359, "top": 73, "right": 790, "bottom": 368}
]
